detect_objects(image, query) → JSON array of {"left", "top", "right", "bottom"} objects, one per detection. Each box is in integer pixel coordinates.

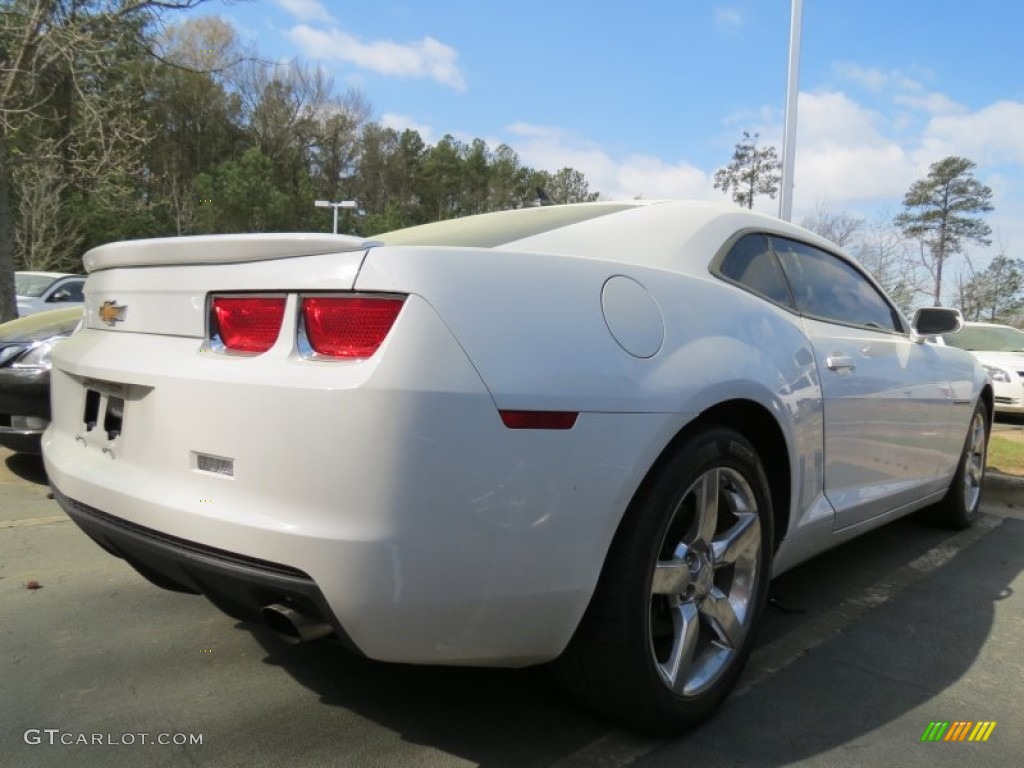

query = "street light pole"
[
  {"left": 314, "top": 200, "right": 358, "bottom": 234},
  {"left": 779, "top": 0, "right": 804, "bottom": 222}
]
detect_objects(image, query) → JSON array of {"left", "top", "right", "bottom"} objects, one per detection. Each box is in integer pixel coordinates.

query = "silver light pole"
[
  {"left": 779, "top": 0, "right": 804, "bottom": 222},
  {"left": 314, "top": 200, "right": 358, "bottom": 234}
]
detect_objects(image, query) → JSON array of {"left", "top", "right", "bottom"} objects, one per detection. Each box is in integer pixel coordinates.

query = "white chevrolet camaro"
[{"left": 42, "top": 200, "right": 991, "bottom": 733}]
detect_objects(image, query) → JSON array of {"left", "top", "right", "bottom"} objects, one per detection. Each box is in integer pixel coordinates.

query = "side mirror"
[
  {"left": 912, "top": 307, "right": 963, "bottom": 338},
  {"left": 48, "top": 290, "right": 71, "bottom": 302}
]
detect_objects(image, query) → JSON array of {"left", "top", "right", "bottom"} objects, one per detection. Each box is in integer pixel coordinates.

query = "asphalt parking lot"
[{"left": 2, "top": 443, "right": 1022, "bottom": 768}]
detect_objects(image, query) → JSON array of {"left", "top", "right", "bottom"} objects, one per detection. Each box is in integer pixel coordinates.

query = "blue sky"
[{"left": 193, "top": 0, "right": 1024, "bottom": 264}]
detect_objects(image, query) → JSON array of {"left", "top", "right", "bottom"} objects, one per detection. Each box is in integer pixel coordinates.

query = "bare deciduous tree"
[
  {"left": 800, "top": 200, "right": 864, "bottom": 247},
  {"left": 13, "top": 149, "right": 80, "bottom": 272},
  {"left": 956, "top": 250, "right": 1024, "bottom": 323},
  {"left": 0, "top": 0, "right": 209, "bottom": 320},
  {"left": 851, "top": 209, "right": 930, "bottom": 316}
]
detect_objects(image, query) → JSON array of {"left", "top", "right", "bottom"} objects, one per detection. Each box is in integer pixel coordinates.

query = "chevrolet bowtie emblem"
[{"left": 99, "top": 300, "right": 127, "bottom": 326}]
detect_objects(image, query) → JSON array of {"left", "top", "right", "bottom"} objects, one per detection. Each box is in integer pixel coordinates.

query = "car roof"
[
  {"left": 376, "top": 199, "right": 844, "bottom": 276},
  {"left": 507, "top": 200, "right": 837, "bottom": 264},
  {"left": 962, "top": 321, "right": 1019, "bottom": 330}
]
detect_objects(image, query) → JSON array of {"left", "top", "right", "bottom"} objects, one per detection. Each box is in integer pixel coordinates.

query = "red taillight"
[
  {"left": 212, "top": 296, "right": 286, "bottom": 353},
  {"left": 499, "top": 410, "right": 578, "bottom": 430},
  {"left": 301, "top": 296, "right": 405, "bottom": 358}
]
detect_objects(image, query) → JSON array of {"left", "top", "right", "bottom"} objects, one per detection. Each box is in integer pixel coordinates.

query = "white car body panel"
[
  {"left": 42, "top": 201, "right": 991, "bottom": 667},
  {"left": 931, "top": 322, "right": 1024, "bottom": 414},
  {"left": 801, "top": 317, "right": 958, "bottom": 528},
  {"left": 83, "top": 249, "right": 367, "bottom": 337},
  {"left": 45, "top": 293, "right": 686, "bottom": 663},
  {"left": 977, "top": 351, "right": 1024, "bottom": 413},
  {"left": 83, "top": 232, "right": 377, "bottom": 272}
]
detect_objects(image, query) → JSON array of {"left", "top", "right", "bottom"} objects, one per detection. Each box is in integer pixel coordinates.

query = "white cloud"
[
  {"left": 793, "top": 142, "right": 914, "bottom": 206},
  {"left": 792, "top": 90, "right": 885, "bottom": 145},
  {"left": 286, "top": 25, "right": 466, "bottom": 90},
  {"left": 819, "top": 70, "right": 1024, "bottom": 173},
  {"left": 380, "top": 113, "right": 435, "bottom": 143},
  {"left": 714, "top": 7, "right": 744, "bottom": 27},
  {"left": 781, "top": 89, "right": 1023, "bottom": 207},
  {"left": 502, "top": 87, "right": 1024, "bottom": 214},
  {"left": 917, "top": 100, "right": 1024, "bottom": 168},
  {"left": 758, "top": 90, "right": 916, "bottom": 205},
  {"left": 505, "top": 123, "right": 711, "bottom": 201},
  {"left": 615, "top": 155, "right": 711, "bottom": 201},
  {"left": 778, "top": 86, "right": 1024, "bottom": 268},
  {"left": 505, "top": 122, "right": 555, "bottom": 140},
  {"left": 834, "top": 62, "right": 962, "bottom": 117},
  {"left": 834, "top": 62, "right": 921, "bottom": 94},
  {"left": 892, "top": 90, "right": 962, "bottom": 116},
  {"left": 273, "top": 0, "right": 334, "bottom": 23}
]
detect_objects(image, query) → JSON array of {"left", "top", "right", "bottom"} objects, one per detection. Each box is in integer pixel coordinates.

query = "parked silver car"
[{"left": 16, "top": 271, "right": 86, "bottom": 316}]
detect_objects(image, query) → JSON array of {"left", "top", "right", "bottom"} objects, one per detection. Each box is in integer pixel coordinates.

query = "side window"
[
  {"left": 717, "top": 233, "right": 795, "bottom": 309},
  {"left": 48, "top": 279, "right": 84, "bottom": 303},
  {"left": 63, "top": 280, "right": 85, "bottom": 302},
  {"left": 770, "top": 237, "right": 900, "bottom": 331}
]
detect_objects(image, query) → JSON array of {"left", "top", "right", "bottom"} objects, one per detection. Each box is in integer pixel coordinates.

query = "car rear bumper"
[
  {"left": 43, "top": 296, "right": 682, "bottom": 665},
  {"left": 52, "top": 483, "right": 362, "bottom": 652}
]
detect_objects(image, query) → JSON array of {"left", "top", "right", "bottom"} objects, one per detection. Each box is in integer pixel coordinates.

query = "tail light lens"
[
  {"left": 301, "top": 296, "right": 405, "bottom": 358},
  {"left": 211, "top": 296, "right": 286, "bottom": 353},
  {"left": 499, "top": 410, "right": 578, "bottom": 430}
]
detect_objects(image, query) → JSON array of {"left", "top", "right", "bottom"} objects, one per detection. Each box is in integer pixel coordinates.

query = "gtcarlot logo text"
[{"left": 24, "top": 729, "right": 203, "bottom": 746}]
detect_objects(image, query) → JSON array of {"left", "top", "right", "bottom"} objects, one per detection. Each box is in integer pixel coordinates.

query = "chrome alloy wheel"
[
  {"left": 649, "top": 466, "right": 762, "bottom": 696},
  {"left": 962, "top": 410, "right": 987, "bottom": 514}
]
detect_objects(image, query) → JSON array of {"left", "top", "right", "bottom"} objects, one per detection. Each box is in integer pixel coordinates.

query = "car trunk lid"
[{"left": 81, "top": 234, "right": 378, "bottom": 338}]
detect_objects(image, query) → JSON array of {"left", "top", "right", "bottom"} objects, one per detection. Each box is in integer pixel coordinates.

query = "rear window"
[
  {"left": 716, "top": 233, "right": 795, "bottom": 309},
  {"left": 374, "top": 204, "right": 636, "bottom": 248}
]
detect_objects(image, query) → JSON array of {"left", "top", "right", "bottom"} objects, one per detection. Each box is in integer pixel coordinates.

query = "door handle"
[{"left": 826, "top": 355, "right": 856, "bottom": 372}]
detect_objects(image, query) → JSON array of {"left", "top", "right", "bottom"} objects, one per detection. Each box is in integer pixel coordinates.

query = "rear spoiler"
[{"left": 83, "top": 233, "right": 382, "bottom": 273}]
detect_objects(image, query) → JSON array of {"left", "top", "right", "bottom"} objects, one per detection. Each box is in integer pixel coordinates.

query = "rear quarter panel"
[{"left": 356, "top": 245, "right": 826, "bottom": 542}]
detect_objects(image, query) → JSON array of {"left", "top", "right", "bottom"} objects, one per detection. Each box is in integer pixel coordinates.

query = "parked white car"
[
  {"left": 42, "top": 201, "right": 992, "bottom": 733},
  {"left": 938, "top": 322, "right": 1024, "bottom": 415},
  {"left": 16, "top": 271, "right": 86, "bottom": 316}
]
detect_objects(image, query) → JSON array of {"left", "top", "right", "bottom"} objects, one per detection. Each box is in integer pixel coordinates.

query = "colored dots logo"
[{"left": 921, "top": 721, "right": 997, "bottom": 742}]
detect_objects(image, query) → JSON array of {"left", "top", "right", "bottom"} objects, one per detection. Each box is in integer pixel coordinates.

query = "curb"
[{"left": 984, "top": 470, "right": 1024, "bottom": 507}]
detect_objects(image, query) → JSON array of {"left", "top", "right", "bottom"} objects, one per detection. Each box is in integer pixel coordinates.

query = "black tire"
[
  {"left": 925, "top": 401, "right": 989, "bottom": 530},
  {"left": 554, "top": 425, "right": 774, "bottom": 734}
]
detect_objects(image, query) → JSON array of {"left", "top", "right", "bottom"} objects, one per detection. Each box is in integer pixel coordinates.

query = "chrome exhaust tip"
[{"left": 260, "top": 603, "right": 333, "bottom": 645}]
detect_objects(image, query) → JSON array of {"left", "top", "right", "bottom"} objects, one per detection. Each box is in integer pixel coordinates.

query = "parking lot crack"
[{"left": 0, "top": 514, "right": 70, "bottom": 529}]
